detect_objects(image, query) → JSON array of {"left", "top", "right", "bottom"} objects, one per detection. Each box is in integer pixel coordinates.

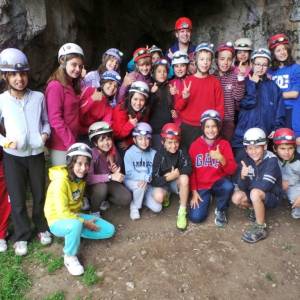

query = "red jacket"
[
  {"left": 79, "top": 87, "right": 112, "bottom": 135},
  {"left": 189, "top": 136, "right": 237, "bottom": 190},
  {"left": 175, "top": 75, "right": 224, "bottom": 126}
]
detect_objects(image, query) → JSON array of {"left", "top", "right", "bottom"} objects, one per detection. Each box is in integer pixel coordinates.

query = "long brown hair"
[
  {"left": 270, "top": 44, "right": 295, "bottom": 70},
  {"left": 47, "top": 54, "right": 83, "bottom": 94},
  {"left": 97, "top": 54, "right": 120, "bottom": 75}
]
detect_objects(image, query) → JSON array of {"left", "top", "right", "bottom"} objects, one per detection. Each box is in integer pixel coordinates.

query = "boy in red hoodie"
[{"left": 189, "top": 110, "right": 237, "bottom": 226}]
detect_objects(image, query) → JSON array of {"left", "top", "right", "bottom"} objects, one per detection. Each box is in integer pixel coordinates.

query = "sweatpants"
[
  {"left": 3, "top": 152, "right": 48, "bottom": 242},
  {"left": 0, "top": 161, "right": 10, "bottom": 239},
  {"left": 86, "top": 181, "right": 132, "bottom": 212}
]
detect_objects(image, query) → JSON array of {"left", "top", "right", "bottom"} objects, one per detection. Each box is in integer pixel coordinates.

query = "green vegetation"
[
  {"left": 43, "top": 291, "right": 65, "bottom": 300},
  {"left": 81, "top": 264, "right": 103, "bottom": 286}
]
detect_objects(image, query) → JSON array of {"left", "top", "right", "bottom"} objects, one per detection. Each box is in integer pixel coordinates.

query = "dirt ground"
[{"left": 26, "top": 195, "right": 300, "bottom": 300}]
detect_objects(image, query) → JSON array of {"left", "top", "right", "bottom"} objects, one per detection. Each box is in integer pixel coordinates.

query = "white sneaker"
[
  {"left": 130, "top": 208, "right": 140, "bottom": 220},
  {"left": 81, "top": 196, "right": 90, "bottom": 211},
  {"left": 0, "top": 239, "right": 7, "bottom": 252},
  {"left": 14, "top": 241, "right": 28, "bottom": 256},
  {"left": 64, "top": 255, "right": 84, "bottom": 276},
  {"left": 100, "top": 200, "right": 110, "bottom": 211},
  {"left": 38, "top": 231, "right": 52, "bottom": 245},
  {"left": 291, "top": 208, "right": 300, "bottom": 219}
]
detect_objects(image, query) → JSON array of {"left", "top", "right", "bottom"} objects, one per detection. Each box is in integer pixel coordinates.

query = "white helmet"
[
  {"left": 171, "top": 51, "right": 189, "bottom": 65},
  {"left": 0, "top": 48, "right": 30, "bottom": 72},
  {"left": 88, "top": 121, "right": 113, "bottom": 141},
  {"left": 243, "top": 128, "right": 267, "bottom": 146},
  {"left": 58, "top": 43, "right": 84, "bottom": 62},
  {"left": 234, "top": 38, "right": 253, "bottom": 51},
  {"left": 251, "top": 48, "right": 271, "bottom": 62},
  {"left": 66, "top": 143, "right": 92, "bottom": 164},
  {"left": 129, "top": 81, "right": 149, "bottom": 98}
]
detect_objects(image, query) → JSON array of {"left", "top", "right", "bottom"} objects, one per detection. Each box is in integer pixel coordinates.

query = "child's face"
[
  {"left": 175, "top": 29, "right": 191, "bottom": 44},
  {"left": 217, "top": 50, "right": 233, "bottom": 73},
  {"left": 155, "top": 65, "right": 168, "bottom": 83},
  {"left": 236, "top": 50, "right": 250, "bottom": 64},
  {"left": 106, "top": 57, "right": 119, "bottom": 71},
  {"left": 196, "top": 51, "right": 212, "bottom": 74},
  {"left": 274, "top": 44, "right": 289, "bottom": 62},
  {"left": 131, "top": 92, "right": 146, "bottom": 112},
  {"left": 245, "top": 145, "right": 266, "bottom": 163},
  {"left": 96, "top": 135, "right": 113, "bottom": 153},
  {"left": 187, "top": 60, "right": 197, "bottom": 75},
  {"left": 6, "top": 71, "right": 28, "bottom": 91},
  {"left": 174, "top": 63, "right": 188, "bottom": 78},
  {"left": 103, "top": 80, "right": 118, "bottom": 97},
  {"left": 134, "top": 135, "right": 150, "bottom": 150},
  {"left": 252, "top": 57, "right": 269, "bottom": 77},
  {"left": 163, "top": 138, "right": 180, "bottom": 154},
  {"left": 151, "top": 52, "right": 161, "bottom": 64},
  {"left": 275, "top": 144, "right": 295, "bottom": 161},
  {"left": 203, "top": 119, "right": 219, "bottom": 140},
  {"left": 73, "top": 156, "right": 90, "bottom": 178},
  {"left": 137, "top": 58, "right": 151, "bottom": 76},
  {"left": 65, "top": 57, "right": 84, "bottom": 79}
]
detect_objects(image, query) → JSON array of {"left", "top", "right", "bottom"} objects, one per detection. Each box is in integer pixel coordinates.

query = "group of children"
[{"left": 0, "top": 16, "right": 300, "bottom": 277}]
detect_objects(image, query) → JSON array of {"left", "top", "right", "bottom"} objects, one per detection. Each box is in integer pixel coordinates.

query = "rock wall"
[{"left": 0, "top": 0, "right": 299, "bottom": 88}]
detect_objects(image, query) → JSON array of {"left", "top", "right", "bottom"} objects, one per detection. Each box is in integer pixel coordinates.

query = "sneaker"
[
  {"left": 214, "top": 208, "right": 227, "bottom": 227},
  {"left": 130, "top": 208, "right": 140, "bottom": 220},
  {"left": 81, "top": 196, "right": 90, "bottom": 211},
  {"left": 38, "top": 231, "right": 52, "bottom": 245},
  {"left": 291, "top": 208, "right": 300, "bottom": 219},
  {"left": 100, "top": 200, "right": 110, "bottom": 211},
  {"left": 91, "top": 211, "right": 101, "bottom": 218},
  {"left": 0, "top": 239, "right": 7, "bottom": 252},
  {"left": 176, "top": 207, "right": 187, "bottom": 231},
  {"left": 14, "top": 241, "right": 28, "bottom": 256},
  {"left": 242, "top": 223, "right": 267, "bottom": 243},
  {"left": 64, "top": 255, "right": 84, "bottom": 276},
  {"left": 162, "top": 192, "right": 170, "bottom": 208},
  {"left": 245, "top": 208, "right": 256, "bottom": 222}
]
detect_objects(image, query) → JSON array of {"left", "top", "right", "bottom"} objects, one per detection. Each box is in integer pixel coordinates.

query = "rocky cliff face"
[{"left": 0, "top": 0, "right": 299, "bottom": 88}]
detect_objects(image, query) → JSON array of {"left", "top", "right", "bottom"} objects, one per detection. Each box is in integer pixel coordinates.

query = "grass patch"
[
  {"left": 265, "top": 272, "right": 276, "bottom": 282},
  {"left": 0, "top": 249, "right": 31, "bottom": 300},
  {"left": 81, "top": 265, "right": 103, "bottom": 286},
  {"left": 43, "top": 290, "right": 65, "bottom": 300}
]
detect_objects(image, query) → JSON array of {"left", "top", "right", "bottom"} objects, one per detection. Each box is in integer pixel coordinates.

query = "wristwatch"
[{"left": 108, "top": 174, "right": 112, "bottom": 181}]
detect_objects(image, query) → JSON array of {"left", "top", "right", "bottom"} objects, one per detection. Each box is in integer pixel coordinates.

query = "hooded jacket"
[{"left": 44, "top": 166, "right": 85, "bottom": 226}]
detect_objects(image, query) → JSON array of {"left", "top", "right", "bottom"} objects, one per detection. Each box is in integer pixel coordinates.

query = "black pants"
[
  {"left": 86, "top": 181, "right": 132, "bottom": 212},
  {"left": 3, "top": 152, "right": 48, "bottom": 242},
  {"left": 180, "top": 122, "right": 202, "bottom": 152}
]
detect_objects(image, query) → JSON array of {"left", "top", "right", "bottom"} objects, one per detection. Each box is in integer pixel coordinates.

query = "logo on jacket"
[
  {"left": 133, "top": 160, "right": 152, "bottom": 168},
  {"left": 247, "top": 165, "right": 255, "bottom": 180},
  {"left": 272, "top": 74, "right": 289, "bottom": 89},
  {"left": 72, "top": 189, "right": 81, "bottom": 201},
  {"left": 195, "top": 154, "right": 220, "bottom": 168}
]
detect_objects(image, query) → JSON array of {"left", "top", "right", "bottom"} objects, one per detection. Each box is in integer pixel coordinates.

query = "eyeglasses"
[
  {"left": 270, "top": 36, "right": 289, "bottom": 45},
  {"left": 253, "top": 63, "right": 269, "bottom": 68},
  {"left": 273, "top": 135, "right": 295, "bottom": 141}
]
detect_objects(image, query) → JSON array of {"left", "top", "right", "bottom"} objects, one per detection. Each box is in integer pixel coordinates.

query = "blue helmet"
[{"left": 101, "top": 70, "right": 122, "bottom": 85}]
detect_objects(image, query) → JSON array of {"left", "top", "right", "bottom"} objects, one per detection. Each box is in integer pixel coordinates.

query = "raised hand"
[
  {"left": 123, "top": 72, "right": 135, "bottom": 87},
  {"left": 111, "top": 168, "right": 125, "bottom": 183},
  {"left": 249, "top": 72, "right": 260, "bottom": 83},
  {"left": 91, "top": 89, "right": 103, "bottom": 101},
  {"left": 151, "top": 82, "right": 159, "bottom": 93},
  {"left": 209, "top": 145, "right": 223, "bottom": 161},
  {"left": 128, "top": 115, "right": 138, "bottom": 127},
  {"left": 241, "top": 160, "right": 249, "bottom": 179},
  {"left": 182, "top": 80, "right": 192, "bottom": 99},
  {"left": 84, "top": 219, "right": 99, "bottom": 231}
]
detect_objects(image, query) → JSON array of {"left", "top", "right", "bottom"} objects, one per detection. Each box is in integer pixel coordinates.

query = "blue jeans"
[
  {"left": 189, "top": 178, "right": 234, "bottom": 223},
  {"left": 49, "top": 214, "right": 115, "bottom": 256}
]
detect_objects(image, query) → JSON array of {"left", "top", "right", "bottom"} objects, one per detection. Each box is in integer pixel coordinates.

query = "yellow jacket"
[{"left": 44, "top": 166, "right": 85, "bottom": 226}]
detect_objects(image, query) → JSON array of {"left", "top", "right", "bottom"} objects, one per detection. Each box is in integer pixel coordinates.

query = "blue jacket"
[
  {"left": 124, "top": 145, "right": 156, "bottom": 182},
  {"left": 237, "top": 150, "right": 282, "bottom": 197},
  {"left": 232, "top": 77, "right": 285, "bottom": 148}
]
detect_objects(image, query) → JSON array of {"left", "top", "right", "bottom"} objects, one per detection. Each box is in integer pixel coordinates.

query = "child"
[
  {"left": 46, "top": 43, "right": 85, "bottom": 166},
  {"left": 273, "top": 128, "right": 300, "bottom": 219},
  {"left": 124, "top": 122, "right": 158, "bottom": 220},
  {"left": 175, "top": 42, "right": 224, "bottom": 150},
  {"left": 268, "top": 33, "right": 300, "bottom": 152},
  {"left": 167, "top": 17, "right": 196, "bottom": 61},
  {"left": 83, "top": 48, "right": 123, "bottom": 88},
  {"left": 79, "top": 70, "right": 121, "bottom": 141},
  {"left": 152, "top": 123, "right": 192, "bottom": 230},
  {"left": 112, "top": 81, "right": 150, "bottom": 154},
  {"left": 0, "top": 48, "right": 51, "bottom": 256},
  {"left": 188, "top": 110, "right": 237, "bottom": 227},
  {"left": 117, "top": 47, "right": 152, "bottom": 102},
  {"left": 44, "top": 143, "right": 115, "bottom": 276},
  {"left": 232, "top": 128, "right": 282, "bottom": 243},
  {"left": 232, "top": 48, "right": 285, "bottom": 158},
  {"left": 233, "top": 37, "right": 252, "bottom": 77},
  {"left": 149, "top": 59, "right": 175, "bottom": 150},
  {"left": 214, "top": 42, "right": 245, "bottom": 141},
  {"left": 86, "top": 122, "right": 131, "bottom": 215}
]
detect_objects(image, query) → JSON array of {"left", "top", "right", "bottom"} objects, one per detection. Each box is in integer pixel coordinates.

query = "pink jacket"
[{"left": 45, "top": 80, "right": 80, "bottom": 151}]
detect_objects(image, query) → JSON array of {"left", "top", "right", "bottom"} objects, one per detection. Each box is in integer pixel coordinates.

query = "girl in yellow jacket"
[{"left": 44, "top": 143, "right": 115, "bottom": 276}]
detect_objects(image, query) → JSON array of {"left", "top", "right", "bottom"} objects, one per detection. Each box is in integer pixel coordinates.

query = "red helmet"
[
  {"left": 133, "top": 47, "right": 151, "bottom": 63},
  {"left": 216, "top": 41, "right": 235, "bottom": 56},
  {"left": 175, "top": 17, "right": 192, "bottom": 31},
  {"left": 268, "top": 33, "right": 289, "bottom": 50},
  {"left": 273, "top": 128, "right": 296, "bottom": 145},
  {"left": 161, "top": 123, "right": 181, "bottom": 140}
]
